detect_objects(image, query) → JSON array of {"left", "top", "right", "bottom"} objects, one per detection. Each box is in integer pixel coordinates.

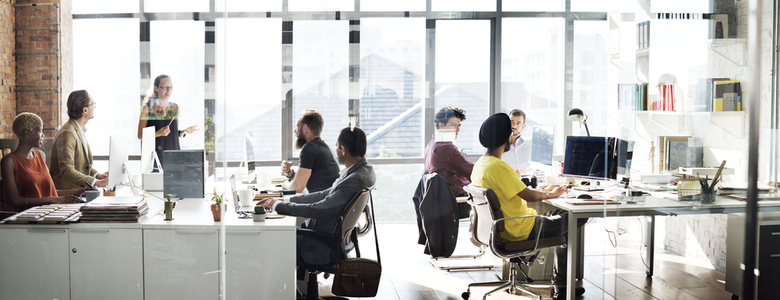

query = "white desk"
[
  {"left": 0, "top": 197, "right": 297, "bottom": 300},
  {"left": 547, "top": 194, "right": 780, "bottom": 300}
]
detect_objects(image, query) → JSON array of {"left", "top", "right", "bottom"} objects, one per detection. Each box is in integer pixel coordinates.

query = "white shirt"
[
  {"left": 75, "top": 122, "right": 97, "bottom": 186},
  {"left": 502, "top": 135, "right": 532, "bottom": 174}
]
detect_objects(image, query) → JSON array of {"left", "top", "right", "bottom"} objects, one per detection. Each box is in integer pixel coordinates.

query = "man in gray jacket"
[{"left": 260, "top": 126, "right": 376, "bottom": 266}]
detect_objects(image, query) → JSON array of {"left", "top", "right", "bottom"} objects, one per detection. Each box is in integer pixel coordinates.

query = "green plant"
[
  {"left": 209, "top": 187, "right": 224, "bottom": 205},
  {"left": 254, "top": 205, "right": 266, "bottom": 214}
]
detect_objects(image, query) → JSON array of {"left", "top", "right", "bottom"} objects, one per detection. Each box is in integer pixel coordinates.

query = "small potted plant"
[
  {"left": 209, "top": 188, "right": 226, "bottom": 222},
  {"left": 253, "top": 205, "right": 267, "bottom": 222}
]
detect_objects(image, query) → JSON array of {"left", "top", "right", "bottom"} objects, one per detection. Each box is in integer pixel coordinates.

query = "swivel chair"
[
  {"left": 414, "top": 173, "right": 492, "bottom": 271},
  {"left": 462, "top": 184, "right": 566, "bottom": 300},
  {"left": 296, "top": 187, "right": 375, "bottom": 300}
]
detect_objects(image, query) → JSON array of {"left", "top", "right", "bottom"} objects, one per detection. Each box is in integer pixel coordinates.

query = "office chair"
[
  {"left": 296, "top": 187, "right": 374, "bottom": 300},
  {"left": 462, "top": 184, "right": 566, "bottom": 300},
  {"left": 413, "top": 173, "right": 492, "bottom": 271}
]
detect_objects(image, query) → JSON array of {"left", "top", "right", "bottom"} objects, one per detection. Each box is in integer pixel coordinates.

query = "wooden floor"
[{"left": 314, "top": 220, "right": 734, "bottom": 300}]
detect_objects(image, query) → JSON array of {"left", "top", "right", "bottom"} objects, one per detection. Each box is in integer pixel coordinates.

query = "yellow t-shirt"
[{"left": 471, "top": 155, "right": 537, "bottom": 242}]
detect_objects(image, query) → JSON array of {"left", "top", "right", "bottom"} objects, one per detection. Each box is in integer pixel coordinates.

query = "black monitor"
[{"left": 563, "top": 136, "right": 633, "bottom": 180}]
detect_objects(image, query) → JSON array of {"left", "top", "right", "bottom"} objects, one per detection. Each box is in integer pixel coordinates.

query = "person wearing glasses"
[
  {"left": 50, "top": 90, "right": 108, "bottom": 190},
  {"left": 137, "top": 74, "right": 199, "bottom": 166},
  {"left": 2, "top": 113, "right": 93, "bottom": 213},
  {"left": 423, "top": 106, "right": 474, "bottom": 199}
]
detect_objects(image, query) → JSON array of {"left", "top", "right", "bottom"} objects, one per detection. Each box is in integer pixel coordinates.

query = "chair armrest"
[{"left": 488, "top": 214, "right": 563, "bottom": 258}]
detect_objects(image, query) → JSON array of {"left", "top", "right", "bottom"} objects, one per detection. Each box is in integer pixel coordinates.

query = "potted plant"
[
  {"left": 209, "top": 188, "right": 226, "bottom": 222},
  {"left": 253, "top": 205, "right": 267, "bottom": 222}
]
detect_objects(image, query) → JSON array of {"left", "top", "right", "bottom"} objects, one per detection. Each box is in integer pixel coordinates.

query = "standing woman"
[
  {"left": 137, "top": 74, "right": 199, "bottom": 166},
  {"left": 1, "top": 113, "right": 91, "bottom": 212}
]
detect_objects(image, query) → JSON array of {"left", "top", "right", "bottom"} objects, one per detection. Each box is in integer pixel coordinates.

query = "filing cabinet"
[{"left": 725, "top": 212, "right": 780, "bottom": 299}]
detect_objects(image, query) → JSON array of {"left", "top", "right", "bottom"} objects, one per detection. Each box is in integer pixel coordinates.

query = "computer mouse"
[{"left": 577, "top": 194, "right": 593, "bottom": 199}]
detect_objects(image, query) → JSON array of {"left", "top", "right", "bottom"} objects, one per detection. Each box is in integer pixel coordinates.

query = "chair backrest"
[
  {"left": 464, "top": 185, "right": 494, "bottom": 247},
  {"left": 335, "top": 187, "right": 373, "bottom": 258}
]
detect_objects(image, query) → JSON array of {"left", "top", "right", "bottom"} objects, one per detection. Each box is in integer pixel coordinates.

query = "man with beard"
[
  {"left": 50, "top": 90, "right": 108, "bottom": 190},
  {"left": 259, "top": 127, "right": 376, "bottom": 295},
  {"left": 281, "top": 110, "right": 340, "bottom": 193},
  {"left": 470, "top": 113, "right": 584, "bottom": 299}
]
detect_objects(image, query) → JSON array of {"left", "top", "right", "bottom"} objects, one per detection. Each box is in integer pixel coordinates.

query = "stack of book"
[
  {"left": 2, "top": 204, "right": 82, "bottom": 224},
  {"left": 692, "top": 78, "right": 741, "bottom": 112},
  {"left": 80, "top": 196, "right": 149, "bottom": 223},
  {"left": 617, "top": 83, "right": 649, "bottom": 111}
]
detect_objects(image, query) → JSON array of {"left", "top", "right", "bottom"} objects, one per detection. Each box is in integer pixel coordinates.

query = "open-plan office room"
[{"left": 0, "top": 0, "right": 778, "bottom": 299}]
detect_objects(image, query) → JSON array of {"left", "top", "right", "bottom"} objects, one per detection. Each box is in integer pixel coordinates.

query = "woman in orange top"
[{"left": 1, "top": 113, "right": 90, "bottom": 212}]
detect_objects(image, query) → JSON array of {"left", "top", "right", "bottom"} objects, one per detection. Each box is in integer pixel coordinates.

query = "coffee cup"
[
  {"left": 84, "top": 190, "right": 101, "bottom": 202},
  {"left": 256, "top": 173, "right": 271, "bottom": 188},
  {"left": 237, "top": 189, "right": 256, "bottom": 206}
]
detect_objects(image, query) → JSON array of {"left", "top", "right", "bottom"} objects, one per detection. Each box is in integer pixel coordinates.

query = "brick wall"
[
  {"left": 0, "top": 0, "right": 15, "bottom": 138},
  {"left": 15, "top": 0, "right": 63, "bottom": 136}
]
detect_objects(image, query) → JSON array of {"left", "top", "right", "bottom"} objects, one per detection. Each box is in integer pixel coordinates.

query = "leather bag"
[{"left": 332, "top": 192, "right": 382, "bottom": 297}]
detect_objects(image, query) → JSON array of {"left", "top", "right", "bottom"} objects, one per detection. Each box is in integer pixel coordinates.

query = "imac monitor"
[
  {"left": 108, "top": 134, "right": 129, "bottom": 189},
  {"left": 141, "top": 126, "right": 157, "bottom": 173},
  {"left": 531, "top": 125, "right": 555, "bottom": 166},
  {"left": 563, "top": 136, "right": 634, "bottom": 180},
  {"left": 244, "top": 132, "right": 255, "bottom": 175}
]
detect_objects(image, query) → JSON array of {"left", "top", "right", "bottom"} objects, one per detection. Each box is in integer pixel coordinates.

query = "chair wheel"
[{"left": 461, "top": 291, "right": 470, "bottom": 299}]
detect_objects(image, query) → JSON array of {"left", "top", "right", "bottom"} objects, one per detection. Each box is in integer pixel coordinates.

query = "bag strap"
[{"left": 369, "top": 190, "right": 381, "bottom": 265}]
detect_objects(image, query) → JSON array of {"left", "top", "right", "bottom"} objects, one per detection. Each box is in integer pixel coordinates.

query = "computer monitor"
[
  {"left": 531, "top": 125, "right": 555, "bottom": 166},
  {"left": 562, "top": 136, "right": 634, "bottom": 181},
  {"left": 244, "top": 132, "right": 255, "bottom": 175},
  {"left": 141, "top": 126, "right": 157, "bottom": 173},
  {"left": 108, "top": 134, "right": 129, "bottom": 189}
]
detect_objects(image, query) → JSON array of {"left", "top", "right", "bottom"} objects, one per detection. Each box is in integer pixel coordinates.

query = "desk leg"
[
  {"left": 577, "top": 225, "right": 585, "bottom": 280},
  {"left": 645, "top": 215, "right": 655, "bottom": 277},
  {"left": 566, "top": 213, "right": 578, "bottom": 300}
]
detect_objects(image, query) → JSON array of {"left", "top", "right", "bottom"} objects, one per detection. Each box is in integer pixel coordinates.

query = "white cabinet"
[
  {"left": 0, "top": 228, "right": 70, "bottom": 300},
  {"left": 225, "top": 229, "right": 296, "bottom": 300},
  {"left": 69, "top": 228, "right": 144, "bottom": 300},
  {"left": 143, "top": 229, "right": 219, "bottom": 300}
]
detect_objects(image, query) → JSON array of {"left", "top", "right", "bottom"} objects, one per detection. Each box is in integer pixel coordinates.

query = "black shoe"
[{"left": 553, "top": 286, "right": 585, "bottom": 299}]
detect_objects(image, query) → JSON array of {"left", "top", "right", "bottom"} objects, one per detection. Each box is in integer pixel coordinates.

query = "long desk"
[
  {"left": 546, "top": 194, "right": 780, "bottom": 300},
  {"left": 0, "top": 196, "right": 297, "bottom": 300}
]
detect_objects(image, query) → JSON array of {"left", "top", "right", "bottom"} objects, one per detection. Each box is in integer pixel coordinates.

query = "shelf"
[{"left": 612, "top": 110, "right": 746, "bottom": 138}]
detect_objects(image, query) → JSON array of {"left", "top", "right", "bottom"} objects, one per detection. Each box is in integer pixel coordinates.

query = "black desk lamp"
[{"left": 567, "top": 108, "right": 591, "bottom": 136}]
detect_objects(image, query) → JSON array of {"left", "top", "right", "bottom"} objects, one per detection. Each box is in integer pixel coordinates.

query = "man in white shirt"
[{"left": 502, "top": 109, "right": 532, "bottom": 175}]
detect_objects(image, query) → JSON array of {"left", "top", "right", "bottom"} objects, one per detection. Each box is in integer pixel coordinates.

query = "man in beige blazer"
[{"left": 50, "top": 90, "right": 108, "bottom": 190}]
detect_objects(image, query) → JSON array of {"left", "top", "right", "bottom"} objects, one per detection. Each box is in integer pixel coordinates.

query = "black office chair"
[
  {"left": 296, "top": 187, "right": 374, "bottom": 300},
  {"left": 462, "top": 184, "right": 566, "bottom": 300},
  {"left": 413, "top": 173, "right": 492, "bottom": 271}
]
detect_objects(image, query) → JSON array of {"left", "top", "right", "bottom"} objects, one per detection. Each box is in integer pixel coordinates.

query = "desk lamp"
[{"left": 567, "top": 108, "right": 591, "bottom": 137}]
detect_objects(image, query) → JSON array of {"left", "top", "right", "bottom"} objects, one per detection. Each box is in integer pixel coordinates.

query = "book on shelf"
[
  {"left": 618, "top": 84, "right": 635, "bottom": 110},
  {"left": 713, "top": 80, "right": 741, "bottom": 111},
  {"left": 657, "top": 84, "right": 675, "bottom": 111}
]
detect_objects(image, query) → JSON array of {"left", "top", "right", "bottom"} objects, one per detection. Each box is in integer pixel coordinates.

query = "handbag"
[{"left": 332, "top": 191, "right": 382, "bottom": 297}]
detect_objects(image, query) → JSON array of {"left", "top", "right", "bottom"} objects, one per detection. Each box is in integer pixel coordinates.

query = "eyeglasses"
[
  {"left": 158, "top": 86, "right": 173, "bottom": 91},
  {"left": 89, "top": 102, "right": 97, "bottom": 108}
]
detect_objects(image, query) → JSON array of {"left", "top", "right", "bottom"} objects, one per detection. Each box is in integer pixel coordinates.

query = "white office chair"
[{"left": 462, "top": 184, "right": 566, "bottom": 300}]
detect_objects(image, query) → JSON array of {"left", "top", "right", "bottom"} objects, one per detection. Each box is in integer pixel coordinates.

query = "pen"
[
  {"left": 83, "top": 180, "right": 96, "bottom": 190},
  {"left": 167, "top": 115, "right": 176, "bottom": 127}
]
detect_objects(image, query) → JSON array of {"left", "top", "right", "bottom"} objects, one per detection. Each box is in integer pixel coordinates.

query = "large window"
[
  {"left": 292, "top": 21, "right": 349, "bottom": 156},
  {"left": 215, "top": 18, "right": 282, "bottom": 162},
  {"left": 435, "top": 20, "right": 491, "bottom": 155},
  {"left": 501, "top": 18, "right": 565, "bottom": 154},
  {"left": 360, "top": 18, "right": 426, "bottom": 158}
]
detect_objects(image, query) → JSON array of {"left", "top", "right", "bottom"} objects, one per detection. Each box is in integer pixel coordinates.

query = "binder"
[{"left": 713, "top": 80, "right": 741, "bottom": 111}]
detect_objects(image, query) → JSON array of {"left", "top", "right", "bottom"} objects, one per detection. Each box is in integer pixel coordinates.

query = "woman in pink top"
[{"left": 1, "top": 113, "right": 91, "bottom": 212}]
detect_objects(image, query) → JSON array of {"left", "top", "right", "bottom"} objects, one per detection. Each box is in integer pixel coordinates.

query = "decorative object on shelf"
[
  {"left": 209, "top": 187, "right": 225, "bottom": 222},
  {"left": 164, "top": 194, "right": 174, "bottom": 221},
  {"left": 714, "top": 80, "right": 741, "bottom": 111},
  {"left": 648, "top": 141, "right": 656, "bottom": 174},
  {"left": 253, "top": 205, "right": 266, "bottom": 222},
  {"left": 657, "top": 136, "right": 690, "bottom": 173},
  {"left": 567, "top": 108, "right": 590, "bottom": 136}
]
